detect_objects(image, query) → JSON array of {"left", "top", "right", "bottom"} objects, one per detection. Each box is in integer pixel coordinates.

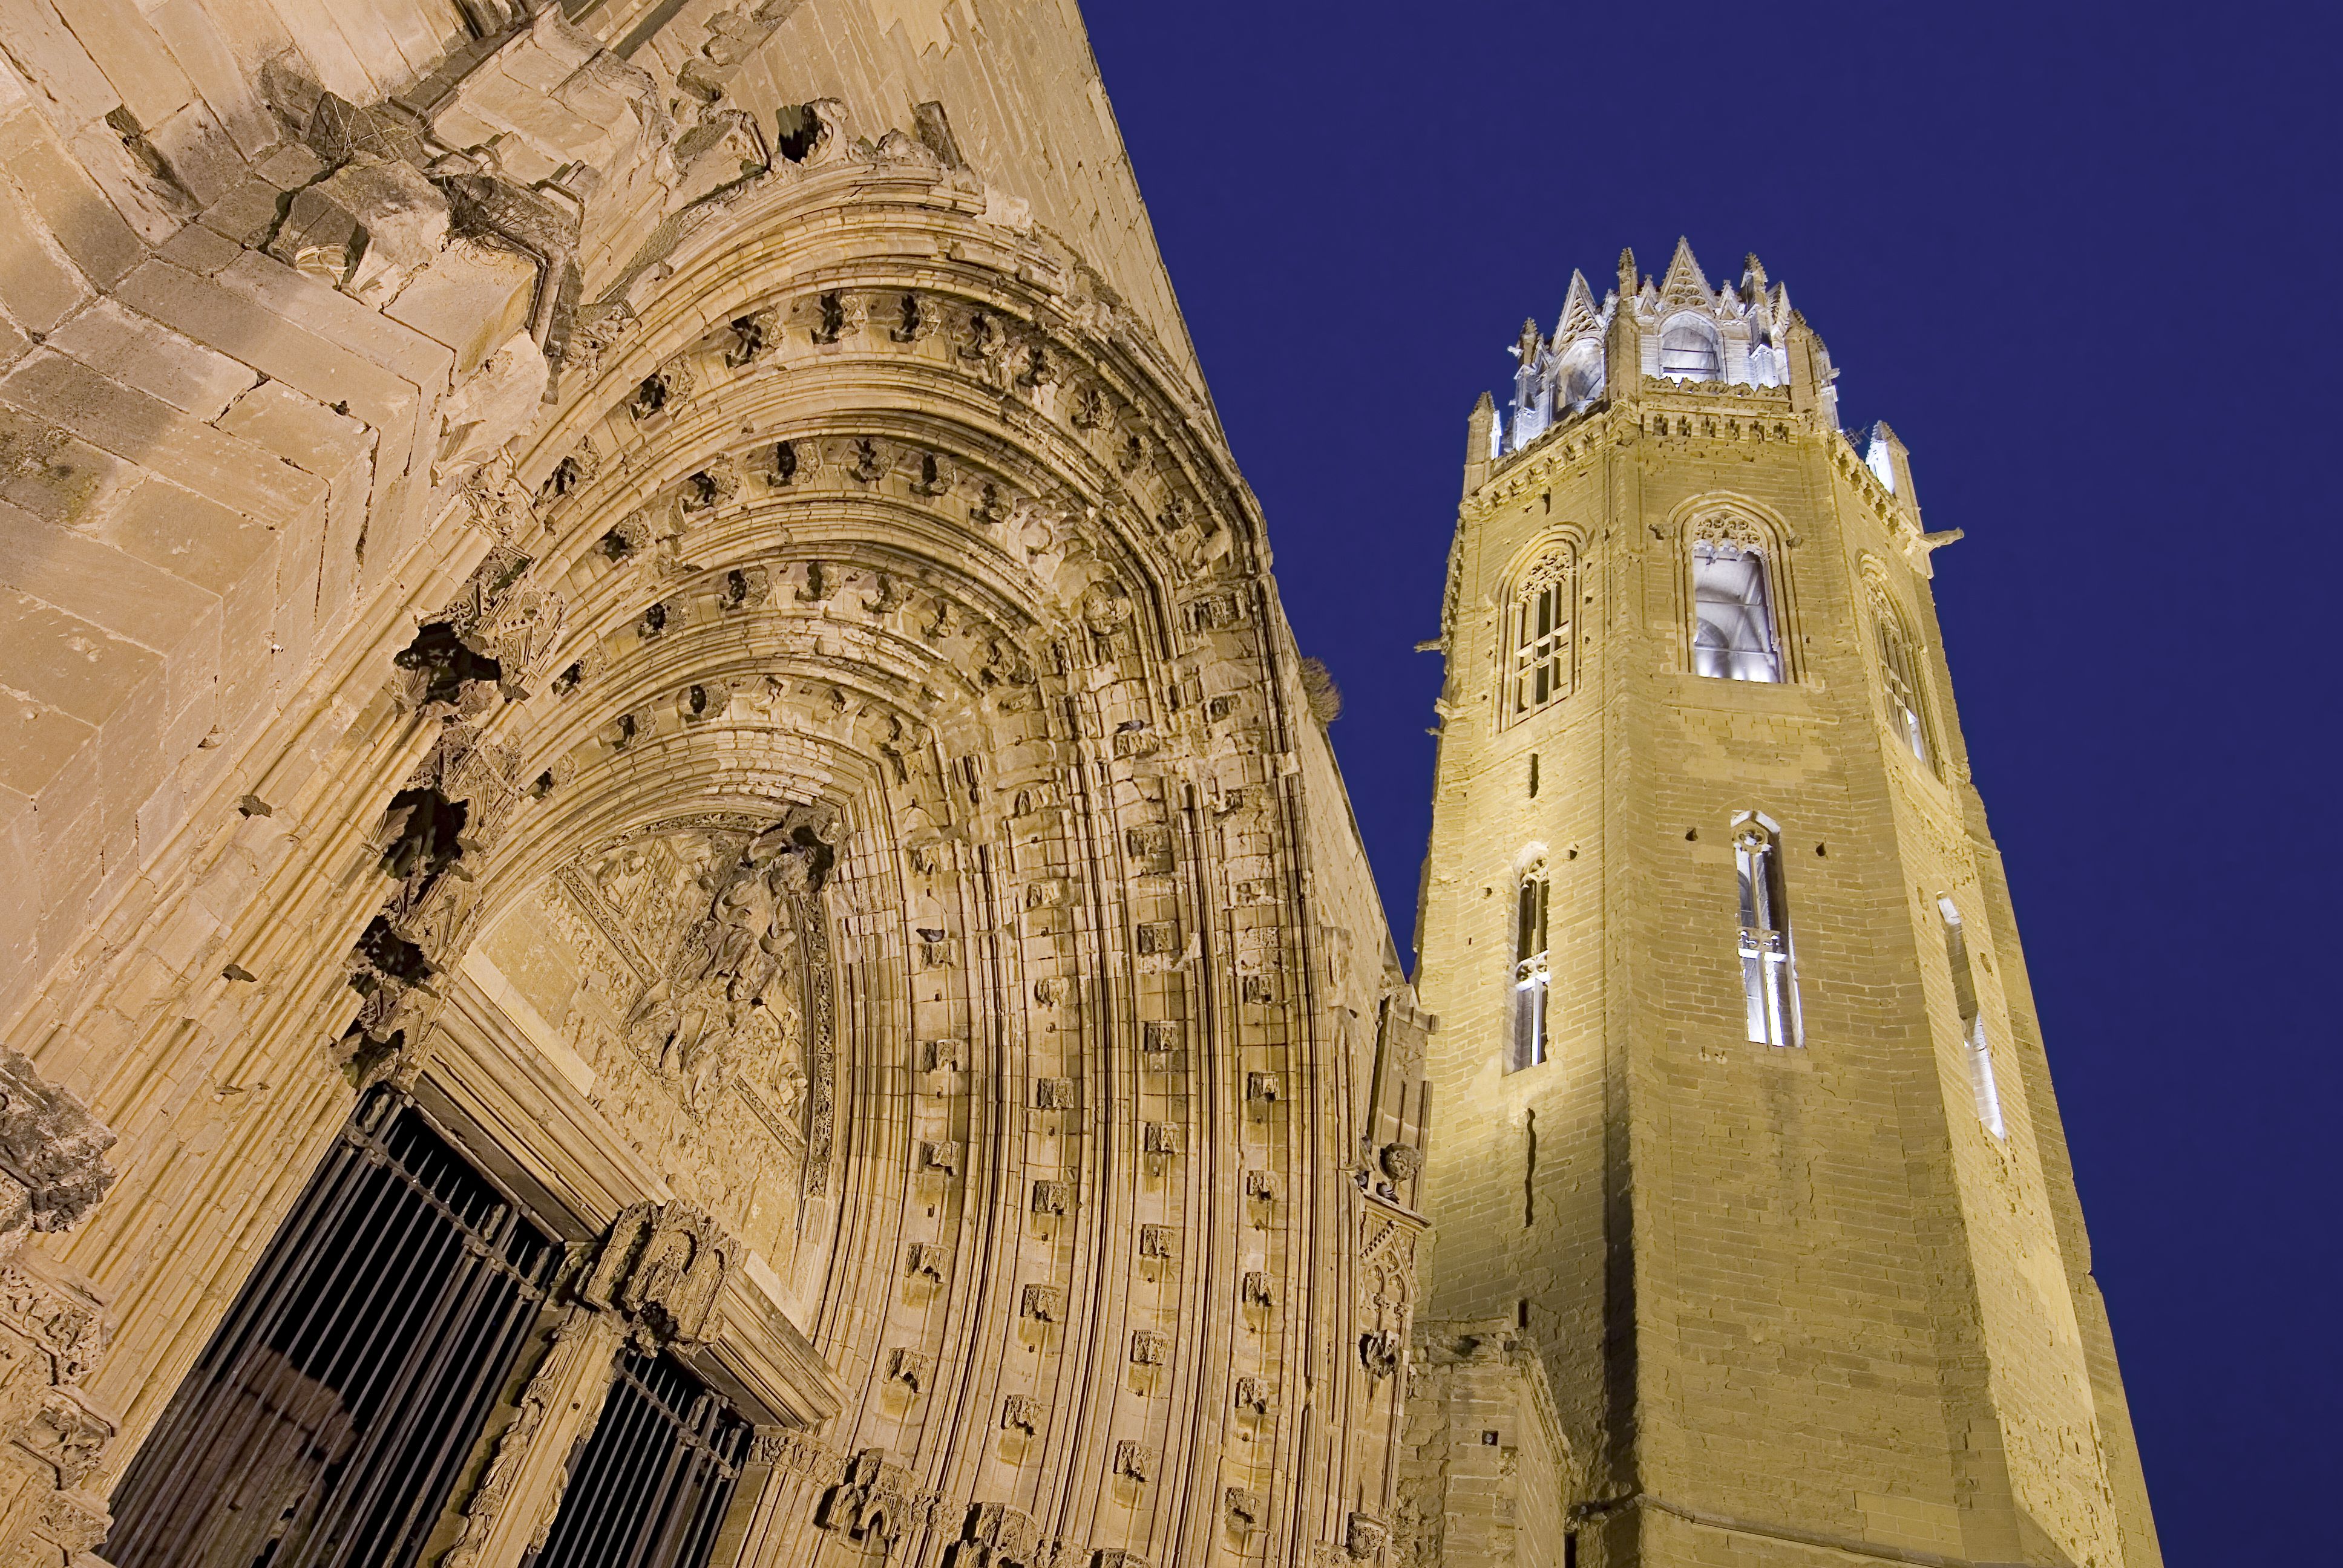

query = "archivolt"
[{"left": 352, "top": 147, "right": 1352, "bottom": 1549}]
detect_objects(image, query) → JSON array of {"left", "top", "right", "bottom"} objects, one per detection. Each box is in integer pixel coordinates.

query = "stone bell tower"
[{"left": 1401, "top": 240, "right": 2161, "bottom": 1568}]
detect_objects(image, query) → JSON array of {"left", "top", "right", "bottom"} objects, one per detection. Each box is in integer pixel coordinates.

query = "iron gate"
[
  {"left": 107, "top": 1089, "right": 557, "bottom": 1568},
  {"left": 532, "top": 1347, "right": 752, "bottom": 1568}
]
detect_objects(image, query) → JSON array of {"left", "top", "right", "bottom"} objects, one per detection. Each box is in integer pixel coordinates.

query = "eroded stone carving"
[
  {"left": 584, "top": 1201, "right": 734, "bottom": 1346},
  {"left": 955, "top": 1501, "right": 1041, "bottom": 1568},
  {"left": 618, "top": 813, "right": 831, "bottom": 1112},
  {"left": 0, "top": 1056, "right": 116, "bottom": 1243},
  {"left": 822, "top": 1446, "right": 919, "bottom": 1552}
]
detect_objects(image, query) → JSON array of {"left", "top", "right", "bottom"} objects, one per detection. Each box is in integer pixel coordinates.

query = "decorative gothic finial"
[
  {"left": 1616, "top": 247, "right": 1637, "bottom": 297},
  {"left": 1659, "top": 236, "right": 1711, "bottom": 307},
  {"left": 1556, "top": 270, "right": 1603, "bottom": 341}
]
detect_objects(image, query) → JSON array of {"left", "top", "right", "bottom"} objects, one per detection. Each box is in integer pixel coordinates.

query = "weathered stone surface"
[{"left": 0, "top": 16, "right": 2154, "bottom": 1568}]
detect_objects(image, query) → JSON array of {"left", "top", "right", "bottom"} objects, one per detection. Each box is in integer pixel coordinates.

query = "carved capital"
[
  {"left": 954, "top": 1501, "right": 1041, "bottom": 1567},
  {"left": 583, "top": 1201, "right": 734, "bottom": 1346},
  {"left": 821, "top": 1448, "right": 916, "bottom": 1550},
  {"left": 0, "top": 1052, "right": 116, "bottom": 1244}
]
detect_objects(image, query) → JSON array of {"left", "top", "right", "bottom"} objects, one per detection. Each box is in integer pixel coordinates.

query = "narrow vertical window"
[
  {"left": 1512, "top": 550, "right": 1575, "bottom": 714},
  {"left": 1692, "top": 537, "right": 1783, "bottom": 682},
  {"left": 1938, "top": 898, "right": 2006, "bottom": 1138},
  {"left": 1733, "top": 818, "right": 1801, "bottom": 1047},
  {"left": 1873, "top": 593, "right": 1935, "bottom": 769},
  {"left": 1509, "top": 872, "right": 1550, "bottom": 1071}
]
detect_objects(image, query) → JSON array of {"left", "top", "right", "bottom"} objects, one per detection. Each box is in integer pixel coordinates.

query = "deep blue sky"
[{"left": 1086, "top": 4, "right": 2335, "bottom": 1562}]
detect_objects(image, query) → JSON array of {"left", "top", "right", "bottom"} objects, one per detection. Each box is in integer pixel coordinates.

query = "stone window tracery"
[
  {"left": 1733, "top": 815, "right": 1801, "bottom": 1048},
  {"left": 1510, "top": 549, "right": 1576, "bottom": 716},
  {"left": 1870, "top": 588, "right": 1935, "bottom": 771},
  {"left": 1691, "top": 531, "right": 1783, "bottom": 683},
  {"left": 1509, "top": 871, "right": 1550, "bottom": 1072}
]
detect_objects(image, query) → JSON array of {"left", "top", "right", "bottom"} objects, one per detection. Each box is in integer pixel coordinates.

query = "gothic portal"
[{"left": 0, "top": 4, "right": 2152, "bottom": 1567}]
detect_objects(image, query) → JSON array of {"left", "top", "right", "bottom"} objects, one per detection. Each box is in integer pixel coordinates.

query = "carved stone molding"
[
  {"left": 0, "top": 1053, "right": 116, "bottom": 1246},
  {"left": 0, "top": 1253, "right": 114, "bottom": 1564},
  {"left": 584, "top": 1201, "right": 734, "bottom": 1347},
  {"left": 821, "top": 1448, "right": 916, "bottom": 1551}
]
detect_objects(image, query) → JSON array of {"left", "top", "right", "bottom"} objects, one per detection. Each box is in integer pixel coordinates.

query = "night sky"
[{"left": 1084, "top": 4, "right": 2334, "bottom": 1561}]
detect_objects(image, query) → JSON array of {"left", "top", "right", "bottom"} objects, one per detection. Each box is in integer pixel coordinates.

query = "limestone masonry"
[{"left": 0, "top": 3, "right": 2154, "bottom": 1566}]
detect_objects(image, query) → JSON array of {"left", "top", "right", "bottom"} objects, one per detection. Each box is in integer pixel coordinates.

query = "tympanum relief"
[{"left": 476, "top": 809, "right": 836, "bottom": 1272}]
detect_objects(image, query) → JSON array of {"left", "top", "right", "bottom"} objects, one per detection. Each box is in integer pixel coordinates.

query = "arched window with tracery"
[
  {"left": 1733, "top": 815, "right": 1801, "bottom": 1048},
  {"left": 1658, "top": 315, "right": 1722, "bottom": 381},
  {"left": 1511, "top": 547, "right": 1576, "bottom": 716},
  {"left": 1691, "top": 526, "right": 1783, "bottom": 683},
  {"left": 1870, "top": 587, "right": 1935, "bottom": 771}
]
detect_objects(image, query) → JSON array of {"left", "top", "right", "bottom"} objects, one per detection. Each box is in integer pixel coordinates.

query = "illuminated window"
[
  {"left": 1734, "top": 818, "right": 1800, "bottom": 1047},
  {"left": 1512, "top": 550, "right": 1576, "bottom": 714},
  {"left": 1558, "top": 341, "right": 1605, "bottom": 410},
  {"left": 1692, "top": 536, "right": 1782, "bottom": 682},
  {"left": 1873, "top": 595, "right": 1935, "bottom": 769},
  {"left": 1658, "top": 315, "right": 1721, "bottom": 381},
  {"left": 1938, "top": 898, "right": 2005, "bottom": 1138},
  {"left": 1509, "top": 873, "right": 1550, "bottom": 1071}
]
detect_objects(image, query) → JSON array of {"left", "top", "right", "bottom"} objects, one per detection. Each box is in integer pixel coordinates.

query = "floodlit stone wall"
[
  {"left": 1408, "top": 243, "right": 2162, "bottom": 1568},
  {"left": 0, "top": 3, "right": 1423, "bottom": 1562}
]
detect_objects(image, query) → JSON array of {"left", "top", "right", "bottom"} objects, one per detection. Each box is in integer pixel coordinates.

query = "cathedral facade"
[{"left": 0, "top": 3, "right": 2151, "bottom": 1567}]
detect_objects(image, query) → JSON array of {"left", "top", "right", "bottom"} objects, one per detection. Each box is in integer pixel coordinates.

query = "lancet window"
[
  {"left": 1511, "top": 549, "right": 1577, "bottom": 716},
  {"left": 1872, "top": 592, "right": 1935, "bottom": 770},
  {"left": 1938, "top": 898, "right": 2007, "bottom": 1138},
  {"left": 1734, "top": 817, "right": 1801, "bottom": 1048},
  {"left": 1691, "top": 533, "right": 1783, "bottom": 682},
  {"left": 1509, "top": 872, "right": 1552, "bottom": 1071}
]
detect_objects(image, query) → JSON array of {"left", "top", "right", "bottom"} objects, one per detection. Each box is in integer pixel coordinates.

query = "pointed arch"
[
  {"left": 1677, "top": 502, "right": 1793, "bottom": 684},
  {"left": 1657, "top": 313, "right": 1722, "bottom": 381},
  {"left": 1861, "top": 557, "right": 1938, "bottom": 773},
  {"left": 1502, "top": 534, "right": 1582, "bottom": 720}
]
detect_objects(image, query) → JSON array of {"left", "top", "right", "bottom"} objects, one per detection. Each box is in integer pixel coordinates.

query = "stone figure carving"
[
  {"left": 440, "top": 1308, "right": 620, "bottom": 1568},
  {"left": 620, "top": 817, "right": 828, "bottom": 1112},
  {"left": 821, "top": 1449, "right": 916, "bottom": 1550},
  {"left": 584, "top": 1202, "right": 734, "bottom": 1347}
]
